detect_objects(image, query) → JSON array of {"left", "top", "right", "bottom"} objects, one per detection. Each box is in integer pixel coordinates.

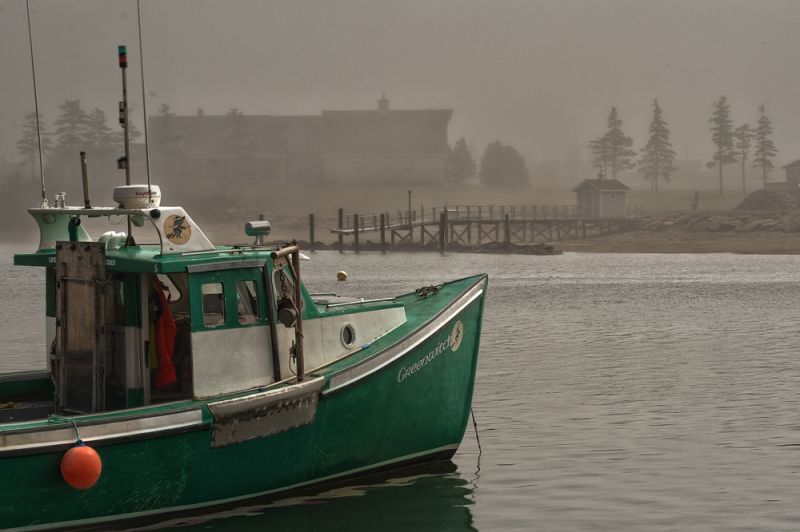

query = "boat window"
[
  {"left": 201, "top": 283, "right": 225, "bottom": 327},
  {"left": 237, "top": 280, "right": 260, "bottom": 325}
]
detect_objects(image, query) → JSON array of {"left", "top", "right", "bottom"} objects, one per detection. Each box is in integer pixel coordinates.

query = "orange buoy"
[{"left": 60, "top": 442, "right": 102, "bottom": 489}]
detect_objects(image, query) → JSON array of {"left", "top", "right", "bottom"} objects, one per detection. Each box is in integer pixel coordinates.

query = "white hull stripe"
[
  {"left": 19, "top": 443, "right": 460, "bottom": 532},
  {"left": 323, "top": 279, "right": 485, "bottom": 395},
  {"left": 0, "top": 409, "right": 204, "bottom": 454}
]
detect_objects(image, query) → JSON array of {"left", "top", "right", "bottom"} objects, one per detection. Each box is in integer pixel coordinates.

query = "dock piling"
[
  {"left": 309, "top": 214, "right": 315, "bottom": 252},
  {"left": 353, "top": 213, "right": 360, "bottom": 253},
  {"left": 337, "top": 208, "right": 344, "bottom": 253},
  {"left": 380, "top": 213, "right": 386, "bottom": 253}
]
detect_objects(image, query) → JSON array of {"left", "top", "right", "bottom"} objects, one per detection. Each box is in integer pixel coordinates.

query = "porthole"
[{"left": 340, "top": 323, "right": 356, "bottom": 348}]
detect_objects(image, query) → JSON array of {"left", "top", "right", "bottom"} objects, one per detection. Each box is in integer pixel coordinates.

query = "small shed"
[
  {"left": 783, "top": 159, "right": 800, "bottom": 184},
  {"left": 573, "top": 175, "right": 630, "bottom": 218},
  {"left": 764, "top": 158, "right": 800, "bottom": 196}
]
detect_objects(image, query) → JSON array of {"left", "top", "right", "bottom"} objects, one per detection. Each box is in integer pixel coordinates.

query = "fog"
[{"left": 1, "top": 0, "right": 798, "bottom": 177}]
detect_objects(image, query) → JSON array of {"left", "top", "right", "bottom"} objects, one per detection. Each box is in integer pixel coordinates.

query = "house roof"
[
  {"left": 782, "top": 158, "right": 800, "bottom": 169},
  {"left": 572, "top": 178, "right": 631, "bottom": 192},
  {"left": 321, "top": 109, "right": 453, "bottom": 155},
  {"left": 149, "top": 115, "right": 324, "bottom": 158}
]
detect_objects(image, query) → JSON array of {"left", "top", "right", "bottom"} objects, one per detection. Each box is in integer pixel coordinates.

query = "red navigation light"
[{"left": 118, "top": 45, "right": 127, "bottom": 69}]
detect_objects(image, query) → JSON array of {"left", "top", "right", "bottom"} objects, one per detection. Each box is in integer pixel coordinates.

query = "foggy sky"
[{"left": 1, "top": 0, "right": 798, "bottom": 169}]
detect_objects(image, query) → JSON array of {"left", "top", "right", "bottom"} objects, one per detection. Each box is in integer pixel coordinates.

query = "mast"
[
  {"left": 136, "top": 0, "right": 153, "bottom": 204},
  {"left": 25, "top": 0, "right": 47, "bottom": 207}
]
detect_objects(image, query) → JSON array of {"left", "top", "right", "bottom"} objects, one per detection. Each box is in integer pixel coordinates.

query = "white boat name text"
[{"left": 397, "top": 321, "right": 464, "bottom": 383}]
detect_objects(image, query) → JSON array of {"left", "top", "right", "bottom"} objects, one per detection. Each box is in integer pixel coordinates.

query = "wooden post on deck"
[
  {"left": 338, "top": 208, "right": 344, "bottom": 253},
  {"left": 308, "top": 214, "right": 315, "bottom": 252},
  {"left": 504, "top": 214, "right": 511, "bottom": 246}
]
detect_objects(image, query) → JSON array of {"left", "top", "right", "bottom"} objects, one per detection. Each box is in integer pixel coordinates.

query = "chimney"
[{"left": 378, "top": 93, "right": 389, "bottom": 116}]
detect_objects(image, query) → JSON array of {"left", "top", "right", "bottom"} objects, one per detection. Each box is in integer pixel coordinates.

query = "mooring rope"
[
  {"left": 470, "top": 407, "right": 482, "bottom": 455},
  {"left": 48, "top": 414, "right": 82, "bottom": 443}
]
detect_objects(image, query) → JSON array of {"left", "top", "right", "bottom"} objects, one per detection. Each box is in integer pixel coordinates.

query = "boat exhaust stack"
[{"left": 80, "top": 151, "right": 91, "bottom": 209}]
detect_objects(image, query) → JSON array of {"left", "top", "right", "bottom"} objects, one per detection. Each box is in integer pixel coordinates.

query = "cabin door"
[
  {"left": 270, "top": 256, "right": 301, "bottom": 380},
  {"left": 54, "top": 241, "right": 108, "bottom": 413}
]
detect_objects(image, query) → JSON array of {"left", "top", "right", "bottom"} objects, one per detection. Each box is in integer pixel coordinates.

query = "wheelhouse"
[{"left": 11, "top": 198, "right": 406, "bottom": 416}]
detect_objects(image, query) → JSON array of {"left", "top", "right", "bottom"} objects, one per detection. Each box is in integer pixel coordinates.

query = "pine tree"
[
  {"left": 589, "top": 107, "right": 636, "bottom": 179},
  {"left": 445, "top": 138, "right": 476, "bottom": 184},
  {"left": 734, "top": 123, "right": 753, "bottom": 195},
  {"left": 110, "top": 108, "right": 143, "bottom": 148},
  {"left": 637, "top": 99, "right": 677, "bottom": 194},
  {"left": 707, "top": 96, "right": 736, "bottom": 195},
  {"left": 225, "top": 107, "right": 257, "bottom": 155},
  {"left": 152, "top": 104, "right": 183, "bottom": 152},
  {"left": 53, "top": 99, "right": 90, "bottom": 157},
  {"left": 588, "top": 136, "right": 611, "bottom": 176},
  {"left": 479, "top": 141, "right": 529, "bottom": 186},
  {"left": 83, "top": 108, "right": 115, "bottom": 150},
  {"left": 16, "top": 111, "right": 53, "bottom": 179},
  {"left": 752, "top": 105, "right": 778, "bottom": 188}
]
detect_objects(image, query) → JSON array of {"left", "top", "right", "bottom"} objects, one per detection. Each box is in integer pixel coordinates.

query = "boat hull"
[{"left": 0, "top": 276, "right": 486, "bottom": 530}]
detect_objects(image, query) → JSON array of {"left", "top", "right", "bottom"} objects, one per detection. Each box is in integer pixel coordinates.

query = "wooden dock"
[{"left": 319, "top": 205, "right": 639, "bottom": 253}]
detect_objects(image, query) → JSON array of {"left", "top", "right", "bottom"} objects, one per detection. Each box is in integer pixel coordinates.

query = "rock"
[{"left": 734, "top": 189, "right": 800, "bottom": 212}]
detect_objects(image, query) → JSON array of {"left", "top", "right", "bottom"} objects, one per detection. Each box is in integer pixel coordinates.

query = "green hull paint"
[{"left": 0, "top": 275, "right": 486, "bottom": 530}]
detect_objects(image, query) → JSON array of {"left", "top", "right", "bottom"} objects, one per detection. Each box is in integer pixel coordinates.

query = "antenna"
[
  {"left": 136, "top": 0, "right": 153, "bottom": 204},
  {"left": 25, "top": 0, "right": 47, "bottom": 207}
]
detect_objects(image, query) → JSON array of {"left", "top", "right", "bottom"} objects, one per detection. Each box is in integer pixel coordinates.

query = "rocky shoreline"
[{"left": 638, "top": 211, "right": 800, "bottom": 233}]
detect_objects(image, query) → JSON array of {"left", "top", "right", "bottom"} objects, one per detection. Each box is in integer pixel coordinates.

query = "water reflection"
[{"left": 123, "top": 461, "right": 476, "bottom": 532}]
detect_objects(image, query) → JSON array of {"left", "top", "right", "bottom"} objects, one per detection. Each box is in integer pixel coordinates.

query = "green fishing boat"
[
  {"left": 1, "top": 38, "right": 486, "bottom": 529},
  {"left": 0, "top": 188, "right": 487, "bottom": 529}
]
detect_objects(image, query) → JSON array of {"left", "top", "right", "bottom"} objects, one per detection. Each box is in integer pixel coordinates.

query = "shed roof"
[
  {"left": 572, "top": 178, "right": 631, "bottom": 192},
  {"left": 782, "top": 158, "right": 800, "bottom": 169}
]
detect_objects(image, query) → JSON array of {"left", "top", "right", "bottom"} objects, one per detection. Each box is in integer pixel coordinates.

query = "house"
[
  {"left": 148, "top": 96, "right": 453, "bottom": 186},
  {"left": 765, "top": 159, "right": 800, "bottom": 196},
  {"left": 573, "top": 174, "right": 630, "bottom": 218}
]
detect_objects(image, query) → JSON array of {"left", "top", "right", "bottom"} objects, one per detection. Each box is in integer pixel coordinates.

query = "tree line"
[
  {"left": 13, "top": 98, "right": 779, "bottom": 194},
  {"left": 15, "top": 99, "right": 143, "bottom": 180},
  {"left": 587, "top": 99, "right": 778, "bottom": 195},
  {"left": 445, "top": 138, "right": 529, "bottom": 187}
]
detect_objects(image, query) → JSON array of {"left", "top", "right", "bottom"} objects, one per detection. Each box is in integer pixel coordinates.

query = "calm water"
[{"left": 2, "top": 246, "right": 800, "bottom": 531}]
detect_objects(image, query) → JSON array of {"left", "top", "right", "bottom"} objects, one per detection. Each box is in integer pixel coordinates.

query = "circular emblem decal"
[
  {"left": 450, "top": 320, "right": 464, "bottom": 352},
  {"left": 163, "top": 215, "right": 191, "bottom": 245}
]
